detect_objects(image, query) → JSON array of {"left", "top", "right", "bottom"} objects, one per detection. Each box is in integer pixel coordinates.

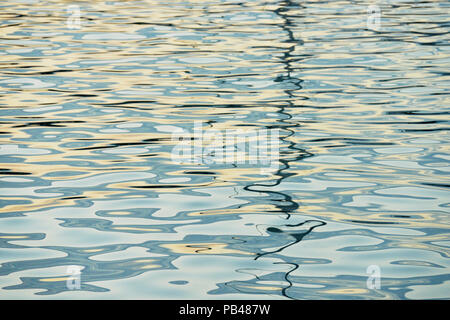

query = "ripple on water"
[{"left": 0, "top": 0, "right": 448, "bottom": 299}]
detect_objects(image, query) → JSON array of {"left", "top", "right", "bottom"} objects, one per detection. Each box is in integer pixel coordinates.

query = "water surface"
[{"left": 0, "top": 0, "right": 449, "bottom": 299}]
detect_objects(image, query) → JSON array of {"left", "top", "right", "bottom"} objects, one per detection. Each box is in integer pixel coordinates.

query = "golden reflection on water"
[
  {"left": 161, "top": 243, "right": 253, "bottom": 256},
  {"left": 0, "top": 0, "right": 448, "bottom": 299}
]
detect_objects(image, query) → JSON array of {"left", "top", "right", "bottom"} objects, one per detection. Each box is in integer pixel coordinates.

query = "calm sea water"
[{"left": 0, "top": 0, "right": 449, "bottom": 299}]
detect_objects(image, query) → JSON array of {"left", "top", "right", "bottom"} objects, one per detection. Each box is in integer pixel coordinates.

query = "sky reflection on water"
[{"left": 0, "top": 0, "right": 449, "bottom": 299}]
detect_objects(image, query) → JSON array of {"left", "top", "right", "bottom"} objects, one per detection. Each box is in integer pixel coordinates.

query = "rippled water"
[{"left": 0, "top": 0, "right": 449, "bottom": 299}]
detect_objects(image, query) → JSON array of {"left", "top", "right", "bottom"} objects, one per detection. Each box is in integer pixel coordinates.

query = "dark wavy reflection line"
[
  {"left": 243, "top": 0, "right": 314, "bottom": 220},
  {"left": 235, "top": 1, "right": 326, "bottom": 300},
  {"left": 255, "top": 220, "right": 326, "bottom": 260},
  {"left": 274, "top": 262, "right": 299, "bottom": 300}
]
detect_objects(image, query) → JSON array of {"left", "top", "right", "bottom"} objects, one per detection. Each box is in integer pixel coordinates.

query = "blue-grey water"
[{"left": 0, "top": 0, "right": 449, "bottom": 299}]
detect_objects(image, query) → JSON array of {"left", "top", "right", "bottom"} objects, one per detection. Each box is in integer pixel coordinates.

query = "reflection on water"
[{"left": 0, "top": 0, "right": 449, "bottom": 299}]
